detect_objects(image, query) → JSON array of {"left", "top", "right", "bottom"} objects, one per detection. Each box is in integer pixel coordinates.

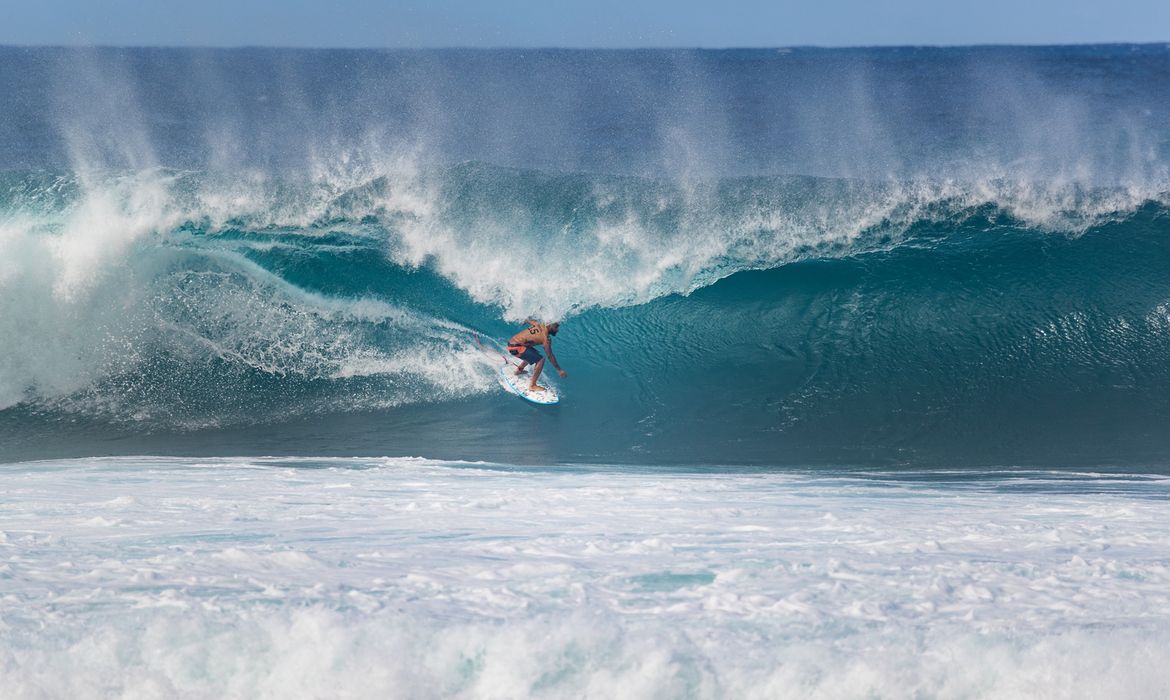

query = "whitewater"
[
  {"left": 2, "top": 457, "right": 1169, "bottom": 698},
  {"left": 2, "top": 45, "right": 1170, "bottom": 697}
]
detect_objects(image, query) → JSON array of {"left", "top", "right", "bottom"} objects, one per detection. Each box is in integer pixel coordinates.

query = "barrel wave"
[{"left": 1, "top": 45, "right": 1169, "bottom": 467}]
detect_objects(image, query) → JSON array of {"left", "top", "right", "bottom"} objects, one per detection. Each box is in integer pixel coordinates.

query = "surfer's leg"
[
  {"left": 529, "top": 358, "right": 546, "bottom": 390},
  {"left": 516, "top": 346, "right": 542, "bottom": 377}
]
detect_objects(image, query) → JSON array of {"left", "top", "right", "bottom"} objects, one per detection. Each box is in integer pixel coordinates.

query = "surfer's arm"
[{"left": 545, "top": 339, "right": 567, "bottom": 378}]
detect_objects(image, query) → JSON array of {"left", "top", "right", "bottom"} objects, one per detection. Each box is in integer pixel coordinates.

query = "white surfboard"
[{"left": 496, "top": 363, "right": 559, "bottom": 405}]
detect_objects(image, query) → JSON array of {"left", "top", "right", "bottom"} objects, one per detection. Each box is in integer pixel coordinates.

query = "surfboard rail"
[{"left": 496, "top": 363, "right": 559, "bottom": 404}]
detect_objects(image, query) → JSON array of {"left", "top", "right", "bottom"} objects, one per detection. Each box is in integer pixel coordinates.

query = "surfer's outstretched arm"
[{"left": 545, "top": 339, "right": 567, "bottom": 378}]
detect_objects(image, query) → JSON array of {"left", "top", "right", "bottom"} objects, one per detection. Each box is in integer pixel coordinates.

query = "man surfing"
[{"left": 507, "top": 320, "right": 566, "bottom": 392}]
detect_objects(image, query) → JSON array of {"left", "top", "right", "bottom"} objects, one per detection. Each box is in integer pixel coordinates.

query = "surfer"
[{"left": 507, "top": 320, "right": 566, "bottom": 392}]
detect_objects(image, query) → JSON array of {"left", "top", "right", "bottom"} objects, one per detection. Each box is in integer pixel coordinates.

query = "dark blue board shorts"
[{"left": 508, "top": 345, "right": 543, "bottom": 365}]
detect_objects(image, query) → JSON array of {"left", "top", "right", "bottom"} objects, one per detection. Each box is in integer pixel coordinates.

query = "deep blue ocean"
[{"left": 3, "top": 46, "right": 1170, "bottom": 697}]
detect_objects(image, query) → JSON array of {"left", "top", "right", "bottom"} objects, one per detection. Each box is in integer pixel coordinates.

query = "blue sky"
[{"left": 3, "top": 0, "right": 1168, "bottom": 48}]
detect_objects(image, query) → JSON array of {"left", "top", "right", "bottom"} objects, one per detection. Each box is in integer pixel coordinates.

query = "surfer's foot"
[
  {"left": 529, "top": 383, "right": 546, "bottom": 392},
  {"left": 514, "top": 368, "right": 528, "bottom": 376}
]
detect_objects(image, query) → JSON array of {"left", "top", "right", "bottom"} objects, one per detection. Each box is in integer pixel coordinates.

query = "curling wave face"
[
  {"left": 1, "top": 46, "right": 1169, "bottom": 466},
  {"left": 1, "top": 163, "right": 1169, "bottom": 466}
]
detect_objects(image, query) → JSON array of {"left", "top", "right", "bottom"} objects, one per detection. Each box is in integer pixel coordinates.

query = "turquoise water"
[{"left": 2, "top": 45, "right": 1170, "bottom": 697}]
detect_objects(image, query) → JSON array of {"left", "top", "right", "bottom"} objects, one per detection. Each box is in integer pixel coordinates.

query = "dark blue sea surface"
[{"left": 1, "top": 45, "right": 1169, "bottom": 467}]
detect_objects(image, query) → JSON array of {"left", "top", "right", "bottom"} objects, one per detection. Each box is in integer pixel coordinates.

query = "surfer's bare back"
[{"left": 506, "top": 320, "right": 566, "bottom": 391}]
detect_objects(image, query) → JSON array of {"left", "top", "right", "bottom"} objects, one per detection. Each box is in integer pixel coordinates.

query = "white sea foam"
[
  {"left": 0, "top": 182, "right": 166, "bottom": 409},
  {"left": 0, "top": 166, "right": 491, "bottom": 414},
  {"left": 374, "top": 168, "right": 1169, "bottom": 321},
  {"left": 1, "top": 457, "right": 1169, "bottom": 698}
]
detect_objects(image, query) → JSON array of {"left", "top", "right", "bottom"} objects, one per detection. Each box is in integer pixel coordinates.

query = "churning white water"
[{"left": 1, "top": 457, "right": 1168, "bottom": 699}]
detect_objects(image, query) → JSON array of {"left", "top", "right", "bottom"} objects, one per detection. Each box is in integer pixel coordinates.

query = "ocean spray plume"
[
  {"left": 50, "top": 48, "right": 160, "bottom": 176},
  {"left": 957, "top": 51, "right": 1170, "bottom": 192},
  {"left": 0, "top": 46, "right": 1162, "bottom": 183}
]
